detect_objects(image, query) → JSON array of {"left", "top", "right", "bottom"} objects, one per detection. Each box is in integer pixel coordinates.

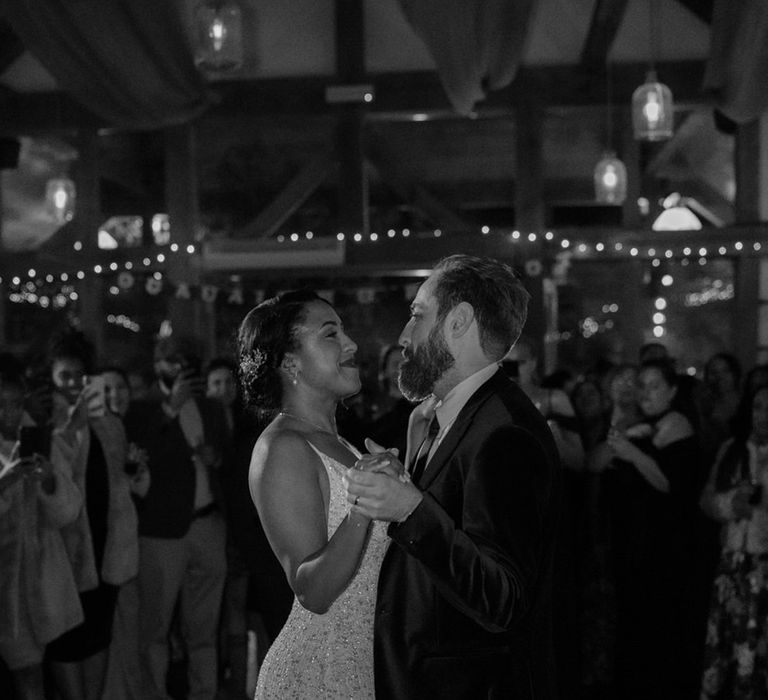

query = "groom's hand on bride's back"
[{"left": 344, "top": 439, "right": 423, "bottom": 522}]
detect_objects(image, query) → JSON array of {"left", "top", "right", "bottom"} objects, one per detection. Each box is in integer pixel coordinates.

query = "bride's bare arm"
[{"left": 249, "top": 431, "right": 371, "bottom": 614}]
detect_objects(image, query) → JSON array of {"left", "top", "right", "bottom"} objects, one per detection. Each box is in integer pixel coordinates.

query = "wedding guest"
[
  {"left": 0, "top": 368, "right": 82, "bottom": 700},
  {"left": 504, "top": 336, "right": 584, "bottom": 471},
  {"left": 130, "top": 334, "right": 229, "bottom": 700},
  {"left": 571, "top": 377, "right": 610, "bottom": 453},
  {"left": 700, "top": 384, "right": 768, "bottom": 699},
  {"left": 744, "top": 363, "right": 768, "bottom": 398},
  {"left": 102, "top": 366, "right": 132, "bottom": 420},
  {"left": 606, "top": 358, "right": 700, "bottom": 699},
  {"left": 100, "top": 365, "right": 148, "bottom": 700},
  {"left": 577, "top": 364, "right": 642, "bottom": 696},
  {"left": 504, "top": 336, "right": 584, "bottom": 697},
  {"left": 206, "top": 356, "right": 292, "bottom": 697},
  {"left": 699, "top": 353, "right": 743, "bottom": 463},
  {"left": 45, "top": 331, "right": 146, "bottom": 700}
]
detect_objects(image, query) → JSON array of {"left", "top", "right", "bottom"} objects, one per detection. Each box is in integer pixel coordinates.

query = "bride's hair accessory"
[{"left": 240, "top": 348, "right": 268, "bottom": 382}]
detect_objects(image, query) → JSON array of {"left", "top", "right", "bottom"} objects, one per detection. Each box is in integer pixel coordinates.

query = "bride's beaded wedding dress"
[{"left": 255, "top": 444, "right": 389, "bottom": 699}]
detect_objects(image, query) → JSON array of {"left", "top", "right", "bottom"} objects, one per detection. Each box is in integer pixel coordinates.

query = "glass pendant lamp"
[
  {"left": 194, "top": 0, "right": 244, "bottom": 72},
  {"left": 594, "top": 151, "right": 627, "bottom": 204},
  {"left": 632, "top": 0, "right": 673, "bottom": 141},
  {"left": 46, "top": 176, "right": 76, "bottom": 224},
  {"left": 632, "top": 71, "right": 673, "bottom": 141},
  {"left": 594, "top": 61, "right": 627, "bottom": 204}
]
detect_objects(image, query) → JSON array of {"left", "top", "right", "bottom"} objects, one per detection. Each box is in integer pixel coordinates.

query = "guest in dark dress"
[
  {"left": 223, "top": 402, "right": 292, "bottom": 671},
  {"left": 207, "top": 357, "right": 292, "bottom": 695},
  {"left": 699, "top": 353, "right": 743, "bottom": 466},
  {"left": 606, "top": 358, "right": 701, "bottom": 700}
]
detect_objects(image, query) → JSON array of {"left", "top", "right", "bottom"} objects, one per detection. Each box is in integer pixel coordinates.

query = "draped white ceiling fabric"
[
  {"left": 3, "top": 0, "right": 211, "bottom": 129},
  {"left": 704, "top": 0, "right": 768, "bottom": 124},
  {"left": 396, "top": 0, "right": 536, "bottom": 115}
]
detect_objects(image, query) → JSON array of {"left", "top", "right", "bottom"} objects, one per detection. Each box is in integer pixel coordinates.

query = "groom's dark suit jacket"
[{"left": 374, "top": 369, "right": 561, "bottom": 700}]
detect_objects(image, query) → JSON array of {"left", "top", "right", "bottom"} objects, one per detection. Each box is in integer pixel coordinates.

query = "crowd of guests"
[
  {"left": 1, "top": 323, "right": 767, "bottom": 700},
  {"left": 541, "top": 343, "right": 768, "bottom": 700},
  {"left": 0, "top": 329, "right": 292, "bottom": 700}
]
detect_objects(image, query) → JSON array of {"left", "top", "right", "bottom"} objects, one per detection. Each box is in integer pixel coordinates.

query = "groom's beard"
[{"left": 398, "top": 325, "right": 454, "bottom": 402}]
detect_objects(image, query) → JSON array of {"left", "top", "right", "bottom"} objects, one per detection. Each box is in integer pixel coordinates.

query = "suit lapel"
[{"left": 417, "top": 369, "right": 503, "bottom": 490}]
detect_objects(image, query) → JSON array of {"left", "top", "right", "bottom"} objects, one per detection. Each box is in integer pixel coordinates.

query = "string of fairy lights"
[{"left": 2, "top": 224, "right": 764, "bottom": 342}]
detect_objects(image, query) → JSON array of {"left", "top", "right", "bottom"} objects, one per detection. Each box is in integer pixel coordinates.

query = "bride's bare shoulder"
[{"left": 250, "top": 424, "right": 319, "bottom": 483}]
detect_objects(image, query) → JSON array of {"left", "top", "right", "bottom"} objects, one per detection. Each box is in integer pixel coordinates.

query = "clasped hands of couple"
[{"left": 343, "top": 396, "right": 437, "bottom": 524}]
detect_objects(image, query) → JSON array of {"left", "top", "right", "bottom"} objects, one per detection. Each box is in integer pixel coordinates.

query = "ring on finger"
[{"left": 354, "top": 495, "right": 360, "bottom": 506}]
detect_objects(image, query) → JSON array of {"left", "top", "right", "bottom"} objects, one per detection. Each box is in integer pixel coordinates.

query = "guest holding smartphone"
[
  {"left": 45, "top": 330, "right": 146, "bottom": 700},
  {"left": 0, "top": 366, "right": 83, "bottom": 700},
  {"left": 99, "top": 365, "right": 150, "bottom": 700}
]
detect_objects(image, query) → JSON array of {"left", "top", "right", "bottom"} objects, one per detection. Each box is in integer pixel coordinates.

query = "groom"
[{"left": 346, "top": 254, "right": 561, "bottom": 699}]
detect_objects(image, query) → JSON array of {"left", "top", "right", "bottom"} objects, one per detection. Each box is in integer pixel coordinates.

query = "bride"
[{"left": 238, "top": 290, "right": 394, "bottom": 698}]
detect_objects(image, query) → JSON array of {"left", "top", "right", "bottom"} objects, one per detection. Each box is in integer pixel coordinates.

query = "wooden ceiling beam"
[
  {"left": 366, "top": 134, "right": 469, "bottom": 230},
  {"left": 580, "top": 0, "right": 631, "bottom": 71},
  {"left": 673, "top": 0, "right": 712, "bottom": 24},
  {"left": 232, "top": 150, "right": 337, "bottom": 240},
  {"left": 0, "top": 19, "right": 25, "bottom": 76},
  {"left": 0, "top": 61, "right": 707, "bottom": 133}
]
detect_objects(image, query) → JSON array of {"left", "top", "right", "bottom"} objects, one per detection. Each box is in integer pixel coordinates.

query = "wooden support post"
[
  {"left": 734, "top": 256, "right": 760, "bottom": 369},
  {"left": 336, "top": 112, "right": 368, "bottom": 235},
  {"left": 164, "top": 123, "right": 210, "bottom": 356},
  {"left": 515, "top": 102, "right": 557, "bottom": 372},
  {"left": 0, "top": 292, "right": 5, "bottom": 347},
  {"left": 72, "top": 129, "right": 105, "bottom": 355},
  {"left": 0, "top": 174, "right": 5, "bottom": 347},
  {"left": 334, "top": 0, "right": 368, "bottom": 236},
  {"left": 733, "top": 115, "right": 768, "bottom": 370},
  {"left": 759, "top": 259, "right": 768, "bottom": 364},
  {"left": 621, "top": 110, "right": 642, "bottom": 228}
]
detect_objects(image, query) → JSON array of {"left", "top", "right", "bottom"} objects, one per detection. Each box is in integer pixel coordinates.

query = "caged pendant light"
[
  {"left": 194, "top": 0, "right": 244, "bottom": 72},
  {"left": 632, "top": 0, "right": 673, "bottom": 141},
  {"left": 46, "top": 176, "right": 76, "bottom": 224},
  {"left": 594, "top": 152, "right": 627, "bottom": 204},
  {"left": 594, "top": 61, "right": 627, "bottom": 204}
]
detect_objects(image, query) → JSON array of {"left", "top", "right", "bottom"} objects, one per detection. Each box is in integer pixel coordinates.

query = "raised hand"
[{"left": 166, "top": 369, "right": 200, "bottom": 413}]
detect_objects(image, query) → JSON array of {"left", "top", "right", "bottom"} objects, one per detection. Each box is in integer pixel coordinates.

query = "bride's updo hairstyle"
[{"left": 237, "top": 289, "right": 327, "bottom": 418}]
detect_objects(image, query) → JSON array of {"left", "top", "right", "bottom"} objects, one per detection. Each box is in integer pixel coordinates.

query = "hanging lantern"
[
  {"left": 632, "top": 71, "right": 674, "bottom": 141},
  {"left": 593, "top": 151, "right": 627, "bottom": 205},
  {"left": 194, "top": 0, "right": 243, "bottom": 72},
  {"left": 45, "top": 177, "right": 76, "bottom": 224}
]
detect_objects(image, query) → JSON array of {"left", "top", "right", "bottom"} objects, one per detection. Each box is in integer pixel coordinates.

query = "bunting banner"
[{"left": 5, "top": 269, "right": 404, "bottom": 311}]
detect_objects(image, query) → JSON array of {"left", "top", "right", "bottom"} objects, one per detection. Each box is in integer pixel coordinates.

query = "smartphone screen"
[
  {"left": 84, "top": 375, "right": 106, "bottom": 417},
  {"left": 18, "top": 425, "right": 49, "bottom": 459}
]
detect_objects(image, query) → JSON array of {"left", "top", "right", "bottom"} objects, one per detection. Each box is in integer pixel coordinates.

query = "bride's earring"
[{"left": 283, "top": 361, "right": 299, "bottom": 386}]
